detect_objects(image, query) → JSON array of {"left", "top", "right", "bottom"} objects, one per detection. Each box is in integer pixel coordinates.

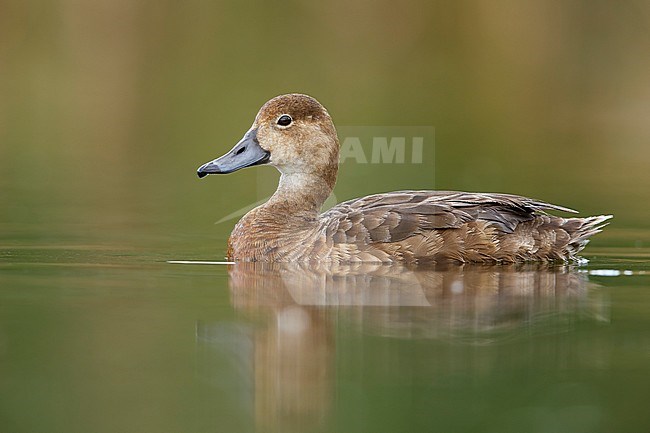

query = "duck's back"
[{"left": 320, "top": 190, "right": 611, "bottom": 263}]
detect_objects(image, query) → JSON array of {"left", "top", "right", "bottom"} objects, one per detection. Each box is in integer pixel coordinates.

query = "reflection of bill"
[{"left": 198, "top": 263, "right": 606, "bottom": 432}]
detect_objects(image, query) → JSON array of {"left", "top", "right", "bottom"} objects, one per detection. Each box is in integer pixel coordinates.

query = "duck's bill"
[{"left": 197, "top": 128, "right": 270, "bottom": 178}]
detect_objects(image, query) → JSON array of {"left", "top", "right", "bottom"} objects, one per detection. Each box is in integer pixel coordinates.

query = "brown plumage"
[{"left": 197, "top": 93, "right": 611, "bottom": 264}]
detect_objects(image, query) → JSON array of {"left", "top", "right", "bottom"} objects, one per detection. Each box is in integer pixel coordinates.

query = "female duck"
[{"left": 197, "top": 94, "right": 610, "bottom": 263}]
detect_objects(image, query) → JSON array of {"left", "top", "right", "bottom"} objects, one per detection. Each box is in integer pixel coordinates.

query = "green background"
[{"left": 2, "top": 1, "right": 649, "bottom": 255}]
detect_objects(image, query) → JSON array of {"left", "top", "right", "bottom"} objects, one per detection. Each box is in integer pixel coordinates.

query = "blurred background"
[{"left": 1, "top": 0, "right": 649, "bottom": 256}]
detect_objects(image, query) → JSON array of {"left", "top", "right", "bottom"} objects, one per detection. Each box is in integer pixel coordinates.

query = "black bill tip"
[{"left": 197, "top": 160, "right": 218, "bottom": 178}]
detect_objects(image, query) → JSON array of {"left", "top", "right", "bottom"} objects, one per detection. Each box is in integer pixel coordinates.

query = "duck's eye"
[{"left": 277, "top": 115, "right": 293, "bottom": 127}]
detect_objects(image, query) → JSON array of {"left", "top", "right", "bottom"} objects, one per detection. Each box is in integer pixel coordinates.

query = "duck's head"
[{"left": 197, "top": 94, "right": 339, "bottom": 184}]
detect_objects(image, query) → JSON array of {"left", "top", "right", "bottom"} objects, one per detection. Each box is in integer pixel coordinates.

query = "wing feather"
[{"left": 321, "top": 190, "right": 574, "bottom": 246}]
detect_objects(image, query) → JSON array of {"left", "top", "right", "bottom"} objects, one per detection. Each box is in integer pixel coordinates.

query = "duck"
[{"left": 197, "top": 93, "right": 611, "bottom": 264}]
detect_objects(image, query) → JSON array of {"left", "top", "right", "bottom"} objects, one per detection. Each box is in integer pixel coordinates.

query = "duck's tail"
[{"left": 564, "top": 214, "right": 613, "bottom": 258}]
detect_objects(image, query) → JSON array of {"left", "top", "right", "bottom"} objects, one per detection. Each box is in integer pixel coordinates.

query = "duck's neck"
[{"left": 263, "top": 167, "right": 337, "bottom": 216}]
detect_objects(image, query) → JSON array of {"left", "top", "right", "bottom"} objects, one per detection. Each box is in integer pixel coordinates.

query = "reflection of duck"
[
  {"left": 217, "top": 262, "right": 604, "bottom": 432},
  {"left": 228, "top": 262, "right": 602, "bottom": 336},
  {"left": 198, "top": 94, "right": 611, "bottom": 263}
]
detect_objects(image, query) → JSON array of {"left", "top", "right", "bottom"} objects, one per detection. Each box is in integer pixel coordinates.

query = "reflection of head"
[{"left": 254, "top": 305, "right": 333, "bottom": 433}]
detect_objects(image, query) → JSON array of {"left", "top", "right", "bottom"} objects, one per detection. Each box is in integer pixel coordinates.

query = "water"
[{"left": 1, "top": 225, "right": 649, "bottom": 433}]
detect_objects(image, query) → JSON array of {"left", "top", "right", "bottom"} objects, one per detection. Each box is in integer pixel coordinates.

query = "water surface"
[{"left": 1, "top": 226, "right": 649, "bottom": 433}]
